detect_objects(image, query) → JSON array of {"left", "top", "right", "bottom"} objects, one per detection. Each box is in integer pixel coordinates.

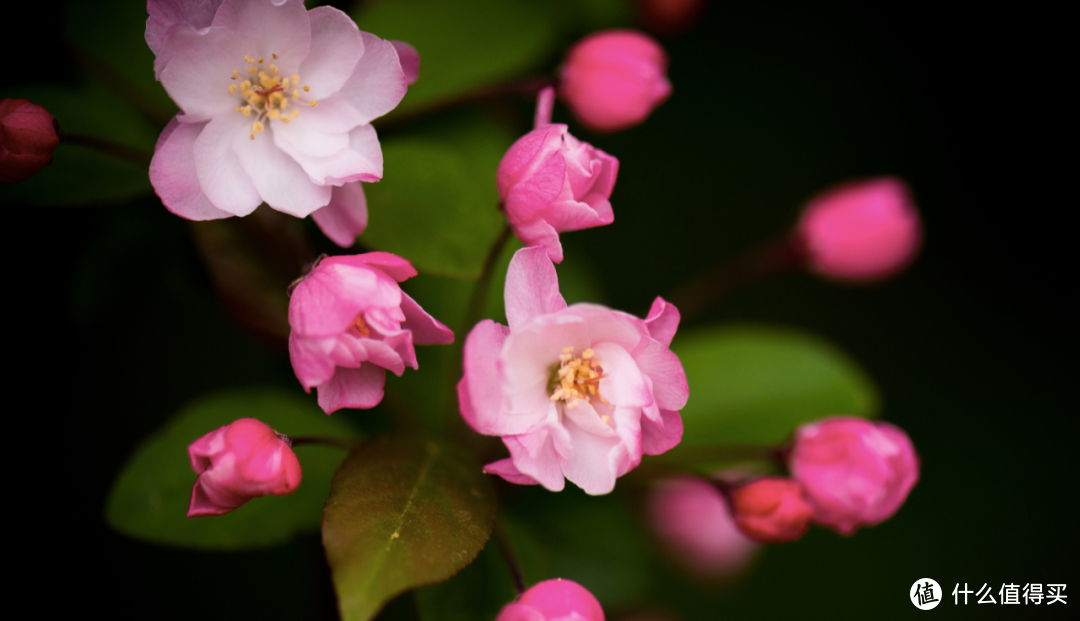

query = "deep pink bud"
[
  {"left": 790, "top": 416, "right": 919, "bottom": 535},
  {"left": 496, "top": 578, "right": 605, "bottom": 621},
  {"left": 796, "top": 177, "right": 922, "bottom": 281},
  {"left": 496, "top": 124, "right": 618, "bottom": 263},
  {"left": 729, "top": 478, "right": 814, "bottom": 543},
  {"left": 646, "top": 477, "right": 759, "bottom": 577},
  {"left": 0, "top": 98, "right": 60, "bottom": 184},
  {"left": 559, "top": 30, "right": 672, "bottom": 133},
  {"left": 187, "top": 418, "right": 302, "bottom": 517}
]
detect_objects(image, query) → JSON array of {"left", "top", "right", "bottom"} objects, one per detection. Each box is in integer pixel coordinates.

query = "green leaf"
[
  {"left": 322, "top": 436, "right": 497, "bottom": 621},
  {"left": 0, "top": 80, "right": 158, "bottom": 206},
  {"left": 362, "top": 113, "right": 514, "bottom": 279},
  {"left": 672, "top": 324, "right": 879, "bottom": 449},
  {"left": 352, "top": 0, "right": 558, "bottom": 118},
  {"left": 105, "top": 388, "right": 360, "bottom": 550}
]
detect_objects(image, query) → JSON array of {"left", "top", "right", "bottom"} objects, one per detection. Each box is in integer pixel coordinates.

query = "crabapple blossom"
[
  {"left": 458, "top": 247, "right": 688, "bottom": 495},
  {"left": 795, "top": 177, "right": 922, "bottom": 281},
  {"left": 790, "top": 416, "right": 919, "bottom": 535},
  {"left": 0, "top": 98, "right": 60, "bottom": 184},
  {"left": 187, "top": 417, "right": 301, "bottom": 517},
  {"left": 497, "top": 93, "right": 619, "bottom": 264},
  {"left": 146, "top": 0, "right": 414, "bottom": 246},
  {"left": 729, "top": 477, "right": 814, "bottom": 543},
  {"left": 559, "top": 30, "right": 671, "bottom": 132},
  {"left": 496, "top": 578, "right": 605, "bottom": 621},
  {"left": 646, "top": 476, "right": 759, "bottom": 576},
  {"left": 288, "top": 252, "right": 454, "bottom": 414}
]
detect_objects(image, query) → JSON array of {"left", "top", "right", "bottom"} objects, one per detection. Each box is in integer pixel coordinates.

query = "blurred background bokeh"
[{"left": 5, "top": 1, "right": 1073, "bottom": 618}]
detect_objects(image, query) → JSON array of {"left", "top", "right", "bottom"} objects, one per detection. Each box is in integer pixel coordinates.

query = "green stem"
[
  {"left": 495, "top": 515, "right": 527, "bottom": 598},
  {"left": 60, "top": 131, "right": 153, "bottom": 165},
  {"left": 288, "top": 436, "right": 360, "bottom": 451}
]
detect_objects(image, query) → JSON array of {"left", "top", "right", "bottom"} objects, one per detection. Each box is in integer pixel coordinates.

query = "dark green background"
[{"left": 6, "top": 1, "right": 1073, "bottom": 619}]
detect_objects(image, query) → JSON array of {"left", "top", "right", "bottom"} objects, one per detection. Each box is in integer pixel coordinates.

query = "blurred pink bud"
[
  {"left": 796, "top": 178, "right": 922, "bottom": 281},
  {"left": 289, "top": 252, "right": 454, "bottom": 414},
  {"left": 559, "top": 30, "right": 671, "bottom": 133},
  {"left": 646, "top": 477, "right": 759, "bottom": 577},
  {"left": 636, "top": 0, "right": 705, "bottom": 36},
  {"left": 730, "top": 478, "right": 814, "bottom": 543},
  {"left": 790, "top": 416, "right": 919, "bottom": 535},
  {"left": 0, "top": 98, "right": 60, "bottom": 184},
  {"left": 496, "top": 123, "right": 618, "bottom": 263},
  {"left": 496, "top": 578, "right": 605, "bottom": 621},
  {"left": 187, "top": 418, "right": 302, "bottom": 517},
  {"left": 390, "top": 41, "right": 420, "bottom": 85}
]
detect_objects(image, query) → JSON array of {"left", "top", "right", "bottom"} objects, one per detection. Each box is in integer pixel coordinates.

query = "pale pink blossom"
[
  {"left": 559, "top": 30, "right": 671, "bottom": 133},
  {"left": 0, "top": 98, "right": 59, "bottom": 184},
  {"left": 646, "top": 477, "right": 759, "bottom": 576},
  {"left": 790, "top": 417, "right": 919, "bottom": 535},
  {"left": 497, "top": 100, "right": 618, "bottom": 263},
  {"left": 496, "top": 578, "right": 605, "bottom": 621},
  {"left": 729, "top": 477, "right": 814, "bottom": 543},
  {"left": 187, "top": 417, "right": 301, "bottom": 517},
  {"left": 146, "top": 0, "right": 415, "bottom": 246},
  {"left": 289, "top": 252, "right": 454, "bottom": 414},
  {"left": 458, "top": 247, "right": 687, "bottom": 495},
  {"left": 796, "top": 178, "right": 922, "bottom": 281}
]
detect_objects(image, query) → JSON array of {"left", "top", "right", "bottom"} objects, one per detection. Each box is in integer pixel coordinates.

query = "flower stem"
[
  {"left": 495, "top": 515, "right": 527, "bottom": 598},
  {"left": 60, "top": 131, "right": 153, "bottom": 165},
  {"left": 663, "top": 235, "right": 807, "bottom": 322},
  {"left": 288, "top": 436, "right": 360, "bottom": 450}
]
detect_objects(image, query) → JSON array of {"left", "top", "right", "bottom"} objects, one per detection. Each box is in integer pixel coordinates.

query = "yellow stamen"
[
  {"left": 303, "top": 85, "right": 310, "bottom": 92},
  {"left": 258, "top": 57, "right": 263, "bottom": 64},
  {"left": 228, "top": 84, "right": 238, "bottom": 95},
  {"left": 288, "top": 109, "right": 299, "bottom": 120},
  {"left": 246, "top": 66, "right": 257, "bottom": 74},
  {"left": 243, "top": 55, "right": 254, "bottom": 64},
  {"left": 292, "top": 90, "right": 300, "bottom": 100},
  {"left": 310, "top": 100, "right": 317, "bottom": 107},
  {"left": 268, "top": 64, "right": 279, "bottom": 74},
  {"left": 272, "top": 53, "right": 278, "bottom": 60},
  {"left": 291, "top": 73, "right": 299, "bottom": 85},
  {"left": 231, "top": 70, "right": 239, "bottom": 80},
  {"left": 281, "top": 117, "right": 291, "bottom": 124},
  {"left": 353, "top": 315, "right": 371, "bottom": 338},
  {"left": 241, "top": 105, "right": 252, "bottom": 117},
  {"left": 268, "top": 109, "right": 280, "bottom": 120}
]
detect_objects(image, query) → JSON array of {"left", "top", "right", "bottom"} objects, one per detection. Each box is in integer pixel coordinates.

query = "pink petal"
[
  {"left": 157, "top": 25, "right": 251, "bottom": 121},
  {"left": 509, "top": 217, "right": 564, "bottom": 264},
  {"left": 533, "top": 85, "right": 555, "bottom": 129},
  {"left": 336, "top": 32, "right": 408, "bottom": 125},
  {"left": 193, "top": 113, "right": 262, "bottom": 216},
  {"left": 505, "top": 149, "right": 566, "bottom": 224},
  {"left": 390, "top": 41, "right": 420, "bottom": 85},
  {"left": 212, "top": 0, "right": 310, "bottom": 75},
  {"left": 188, "top": 478, "right": 232, "bottom": 516},
  {"left": 289, "top": 333, "right": 337, "bottom": 391},
  {"left": 505, "top": 433, "right": 565, "bottom": 492},
  {"left": 290, "top": 262, "right": 400, "bottom": 337},
  {"left": 641, "top": 408, "right": 683, "bottom": 455},
  {"left": 150, "top": 118, "right": 233, "bottom": 220},
  {"left": 460, "top": 320, "right": 514, "bottom": 435},
  {"left": 312, "top": 182, "right": 367, "bottom": 247},
  {"left": 322, "top": 251, "right": 417, "bottom": 282},
  {"left": 400, "top": 292, "right": 455, "bottom": 345},
  {"left": 482, "top": 458, "right": 540, "bottom": 486},
  {"left": 630, "top": 337, "right": 689, "bottom": 411},
  {"left": 496, "top": 124, "right": 565, "bottom": 200},
  {"left": 504, "top": 246, "right": 567, "bottom": 331},
  {"left": 643, "top": 296, "right": 680, "bottom": 347},
  {"left": 317, "top": 363, "right": 386, "bottom": 414},
  {"left": 502, "top": 317, "right": 588, "bottom": 425},
  {"left": 234, "top": 125, "right": 332, "bottom": 217},
  {"left": 590, "top": 342, "right": 652, "bottom": 407},
  {"left": 146, "top": 0, "right": 222, "bottom": 56},
  {"left": 561, "top": 413, "right": 627, "bottom": 495},
  {"left": 540, "top": 195, "right": 614, "bottom": 231},
  {"left": 276, "top": 123, "right": 383, "bottom": 186},
  {"left": 563, "top": 304, "right": 642, "bottom": 350},
  {"left": 300, "top": 6, "right": 364, "bottom": 100}
]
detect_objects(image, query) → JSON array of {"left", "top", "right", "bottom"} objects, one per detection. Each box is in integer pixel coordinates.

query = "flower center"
[
  {"left": 228, "top": 54, "right": 318, "bottom": 140},
  {"left": 549, "top": 346, "right": 608, "bottom": 414},
  {"left": 351, "top": 314, "right": 371, "bottom": 338}
]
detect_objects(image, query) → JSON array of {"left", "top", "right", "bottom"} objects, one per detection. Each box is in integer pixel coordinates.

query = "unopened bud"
[
  {"left": 496, "top": 578, "right": 605, "bottom": 621},
  {"left": 730, "top": 477, "right": 814, "bottom": 543},
  {"left": 0, "top": 98, "right": 60, "bottom": 184}
]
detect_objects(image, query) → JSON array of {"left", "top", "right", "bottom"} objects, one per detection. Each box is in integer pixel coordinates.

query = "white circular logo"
[{"left": 911, "top": 578, "right": 942, "bottom": 610}]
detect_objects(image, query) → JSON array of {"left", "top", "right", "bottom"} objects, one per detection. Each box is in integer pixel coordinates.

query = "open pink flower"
[
  {"left": 187, "top": 418, "right": 301, "bottom": 517},
  {"left": 289, "top": 252, "right": 454, "bottom": 414},
  {"left": 458, "top": 247, "right": 688, "bottom": 495},
  {"left": 790, "top": 417, "right": 919, "bottom": 535},
  {"left": 146, "top": 0, "right": 413, "bottom": 246},
  {"left": 496, "top": 579, "right": 605, "bottom": 621},
  {"left": 497, "top": 92, "right": 619, "bottom": 263}
]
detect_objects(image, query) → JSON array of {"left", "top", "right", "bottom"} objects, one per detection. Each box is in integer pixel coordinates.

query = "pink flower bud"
[
  {"left": 496, "top": 124, "right": 618, "bottom": 263},
  {"left": 645, "top": 477, "right": 759, "bottom": 577},
  {"left": 729, "top": 478, "right": 814, "bottom": 543},
  {"left": 796, "top": 177, "right": 922, "bottom": 281},
  {"left": 559, "top": 30, "right": 672, "bottom": 133},
  {"left": 187, "top": 418, "right": 302, "bottom": 517},
  {"left": 496, "top": 578, "right": 605, "bottom": 621},
  {"left": 790, "top": 416, "right": 919, "bottom": 535},
  {"left": 0, "top": 98, "right": 60, "bottom": 184}
]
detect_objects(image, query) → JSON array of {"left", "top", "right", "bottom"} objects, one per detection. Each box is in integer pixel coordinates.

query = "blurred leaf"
[
  {"left": 671, "top": 325, "right": 879, "bottom": 450},
  {"left": 63, "top": 0, "right": 177, "bottom": 125},
  {"left": 413, "top": 536, "right": 516, "bottom": 621},
  {"left": 362, "top": 114, "right": 512, "bottom": 279},
  {"left": 353, "top": 0, "right": 558, "bottom": 117},
  {"left": 323, "top": 436, "right": 497, "bottom": 621},
  {"left": 0, "top": 80, "right": 157, "bottom": 205},
  {"left": 105, "top": 387, "right": 360, "bottom": 550}
]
